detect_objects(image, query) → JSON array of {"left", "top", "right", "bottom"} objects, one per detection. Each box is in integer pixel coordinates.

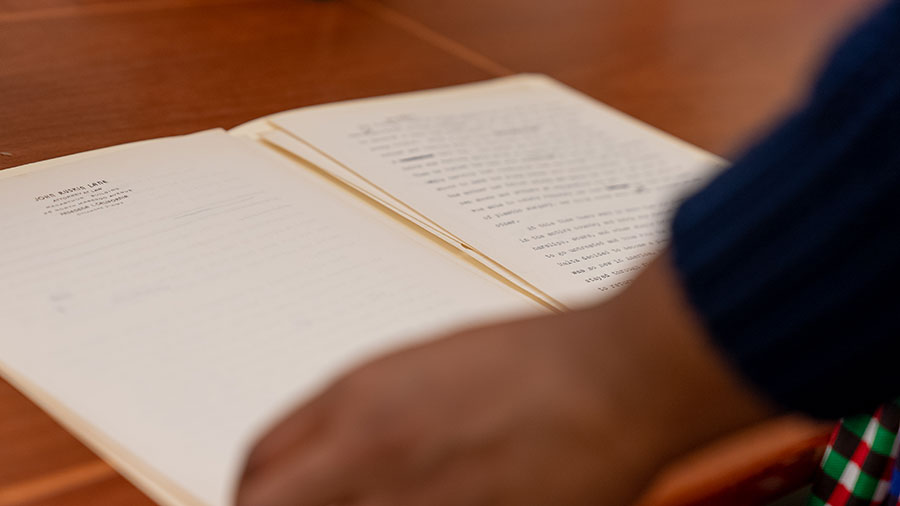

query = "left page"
[{"left": 0, "top": 130, "right": 538, "bottom": 505}]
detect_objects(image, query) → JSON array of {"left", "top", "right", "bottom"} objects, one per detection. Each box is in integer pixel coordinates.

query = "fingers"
[
  {"left": 395, "top": 456, "right": 496, "bottom": 506},
  {"left": 237, "top": 367, "right": 407, "bottom": 506},
  {"left": 243, "top": 384, "right": 340, "bottom": 477},
  {"left": 236, "top": 332, "right": 509, "bottom": 506},
  {"left": 239, "top": 382, "right": 353, "bottom": 506},
  {"left": 236, "top": 434, "right": 358, "bottom": 506},
  {"left": 334, "top": 451, "right": 498, "bottom": 506}
]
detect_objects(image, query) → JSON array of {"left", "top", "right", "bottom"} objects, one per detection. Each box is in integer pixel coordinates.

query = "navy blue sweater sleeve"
[{"left": 671, "top": 0, "right": 900, "bottom": 419}]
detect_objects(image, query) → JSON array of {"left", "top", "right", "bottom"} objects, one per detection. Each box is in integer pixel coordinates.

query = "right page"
[{"left": 271, "top": 75, "right": 724, "bottom": 308}]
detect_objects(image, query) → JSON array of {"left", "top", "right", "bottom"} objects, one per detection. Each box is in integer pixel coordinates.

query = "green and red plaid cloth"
[{"left": 809, "top": 400, "right": 900, "bottom": 506}]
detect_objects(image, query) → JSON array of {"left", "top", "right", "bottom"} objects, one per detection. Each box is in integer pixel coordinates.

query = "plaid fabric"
[{"left": 809, "top": 400, "right": 900, "bottom": 506}]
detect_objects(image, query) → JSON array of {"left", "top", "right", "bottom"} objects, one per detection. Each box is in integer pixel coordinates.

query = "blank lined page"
[
  {"left": 271, "top": 75, "right": 724, "bottom": 307},
  {"left": 0, "top": 131, "right": 536, "bottom": 505}
]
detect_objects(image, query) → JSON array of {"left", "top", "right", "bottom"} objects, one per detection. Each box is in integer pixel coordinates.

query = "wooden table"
[{"left": 0, "top": 0, "right": 884, "bottom": 504}]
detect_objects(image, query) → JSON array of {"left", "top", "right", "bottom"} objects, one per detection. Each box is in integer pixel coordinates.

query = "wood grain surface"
[
  {"left": 372, "top": 0, "right": 883, "bottom": 155},
  {"left": 0, "top": 0, "right": 492, "bottom": 170},
  {"left": 0, "top": 0, "right": 883, "bottom": 504}
]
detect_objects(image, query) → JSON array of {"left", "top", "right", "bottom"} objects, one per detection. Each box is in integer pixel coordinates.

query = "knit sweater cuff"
[{"left": 670, "top": 0, "right": 900, "bottom": 419}]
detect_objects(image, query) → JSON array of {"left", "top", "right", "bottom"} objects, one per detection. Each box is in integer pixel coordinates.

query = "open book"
[{"left": 0, "top": 75, "right": 723, "bottom": 505}]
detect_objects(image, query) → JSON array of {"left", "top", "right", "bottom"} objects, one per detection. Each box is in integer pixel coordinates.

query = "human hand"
[
  {"left": 236, "top": 256, "right": 773, "bottom": 506},
  {"left": 237, "top": 311, "right": 662, "bottom": 506}
]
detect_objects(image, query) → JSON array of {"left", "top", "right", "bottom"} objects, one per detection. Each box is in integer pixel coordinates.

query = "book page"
[
  {"left": 270, "top": 75, "right": 725, "bottom": 307},
  {"left": 259, "top": 129, "right": 558, "bottom": 308},
  {"left": 262, "top": 129, "right": 460, "bottom": 245},
  {"left": 0, "top": 130, "right": 538, "bottom": 505}
]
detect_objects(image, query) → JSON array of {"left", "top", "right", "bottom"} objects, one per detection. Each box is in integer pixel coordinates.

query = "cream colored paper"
[
  {"left": 262, "top": 129, "right": 459, "bottom": 244},
  {"left": 0, "top": 130, "right": 539, "bottom": 505},
  {"left": 270, "top": 75, "right": 725, "bottom": 307},
  {"left": 259, "top": 129, "right": 560, "bottom": 309},
  {"left": 0, "top": 74, "right": 724, "bottom": 506}
]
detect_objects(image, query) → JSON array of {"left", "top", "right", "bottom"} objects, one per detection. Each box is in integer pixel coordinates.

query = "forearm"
[
  {"left": 571, "top": 252, "right": 775, "bottom": 468},
  {"left": 670, "top": 0, "right": 900, "bottom": 417}
]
